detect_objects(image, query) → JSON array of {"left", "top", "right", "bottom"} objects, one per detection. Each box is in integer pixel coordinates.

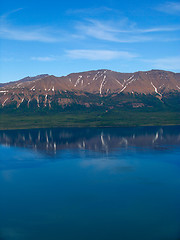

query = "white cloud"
[
  {"left": 66, "top": 49, "right": 138, "bottom": 60},
  {"left": 0, "top": 57, "right": 14, "bottom": 62},
  {"left": 1, "top": 9, "right": 179, "bottom": 44},
  {"left": 75, "top": 19, "right": 180, "bottom": 43},
  {"left": 0, "top": 9, "right": 59, "bottom": 42},
  {"left": 144, "top": 57, "right": 180, "bottom": 71},
  {"left": 31, "top": 57, "right": 56, "bottom": 61},
  {"left": 66, "top": 7, "right": 115, "bottom": 16},
  {"left": 156, "top": 2, "right": 180, "bottom": 14},
  {"left": 76, "top": 19, "right": 150, "bottom": 43},
  {"left": 137, "top": 26, "right": 180, "bottom": 33},
  {"left": 0, "top": 26, "right": 59, "bottom": 42}
]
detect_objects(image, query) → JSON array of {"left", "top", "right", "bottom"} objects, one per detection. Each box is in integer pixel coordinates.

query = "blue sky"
[{"left": 0, "top": 0, "right": 180, "bottom": 82}]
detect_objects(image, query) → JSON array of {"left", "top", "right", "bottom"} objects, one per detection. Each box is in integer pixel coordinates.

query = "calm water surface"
[{"left": 0, "top": 126, "right": 180, "bottom": 240}]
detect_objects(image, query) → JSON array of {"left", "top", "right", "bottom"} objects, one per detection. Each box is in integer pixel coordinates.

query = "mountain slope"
[{"left": 0, "top": 69, "right": 180, "bottom": 109}]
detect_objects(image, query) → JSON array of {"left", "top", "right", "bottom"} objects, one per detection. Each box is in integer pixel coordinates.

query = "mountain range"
[{"left": 0, "top": 69, "right": 180, "bottom": 110}]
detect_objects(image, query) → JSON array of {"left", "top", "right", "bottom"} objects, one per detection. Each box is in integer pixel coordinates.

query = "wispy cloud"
[
  {"left": 31, "top": 56, "right": 57, "bottom": 61},
  {"left": 136, "top": 26, "right": 180, "bottom": 33},
  {"left": 66, "top": 49, "right": 138, "bottom": 60},
  {"left": 156, "top": 2, "right": 180, "bottom": 14},
  {"left": 76, "top": 19, "right": 149, "bottom": 42},
  {"left": 0, "top": 57, "right": 14, "bottom": 62},
  {"left": 75, "top": 19, "right": 180, "bottom": 43},
  {"left": 0, "top": 26, "right": 59, "bottom": 42},
  {"left": 0, "top": 9, "right": 59, "bottom": 42},
  {"left": 66, "top": 7, "right": 116, "bottom": 16},
  {"left": 144, "top": 56, "right": 180, "bottom": 71},
  {"left": 1, "top": 8, "right": 180, "bottom": 44}
]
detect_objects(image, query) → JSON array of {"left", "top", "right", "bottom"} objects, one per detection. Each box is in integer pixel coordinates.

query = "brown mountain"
[
  {"left": 0, "top": 74, "right": 49, "bottom": 87},
  {"left": 0, "top": 69, "right": 180, "bottom": 108}
]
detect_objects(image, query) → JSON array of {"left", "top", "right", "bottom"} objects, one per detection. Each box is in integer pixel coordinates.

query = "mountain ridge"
[
  {"left": 0, "top": 69, "right": 180, "bottom": 109},
  {"left": 1, "top": 69, "right": 179, "bottom": 88}
]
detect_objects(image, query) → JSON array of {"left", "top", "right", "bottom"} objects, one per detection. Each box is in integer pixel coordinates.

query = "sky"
[{"left": 0, "top": 0, "right": 180, "bottom": 83}]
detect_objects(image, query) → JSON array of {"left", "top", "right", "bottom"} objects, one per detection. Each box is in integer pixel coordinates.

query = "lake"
[{"left": 0, "top": 126, "right": 180, "bottom": 240}]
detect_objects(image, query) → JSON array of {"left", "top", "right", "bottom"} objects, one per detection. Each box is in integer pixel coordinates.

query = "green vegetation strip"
[{"left": 0, "top": 111, "right": 180, "bottom": 130}]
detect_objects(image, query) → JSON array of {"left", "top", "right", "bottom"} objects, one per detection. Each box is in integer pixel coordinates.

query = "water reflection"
[
  {"left": 0, "top": 126, "right": 180, "bottom": 154},
  {"left": 0, "top": 127, "right": 180, "bottom": 240}
]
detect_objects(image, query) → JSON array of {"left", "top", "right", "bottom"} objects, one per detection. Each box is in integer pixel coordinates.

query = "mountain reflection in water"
[
  {"left": 0, "top": 126, "right": 180, "bottom": 154},
  {"left": 0, "top": 126, "right": 180, "bottom": 240}
]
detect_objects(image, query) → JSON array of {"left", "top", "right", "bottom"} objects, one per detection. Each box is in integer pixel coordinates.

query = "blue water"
[{"left": 0, "top": 127, "right": 180, "bottom": 240}]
